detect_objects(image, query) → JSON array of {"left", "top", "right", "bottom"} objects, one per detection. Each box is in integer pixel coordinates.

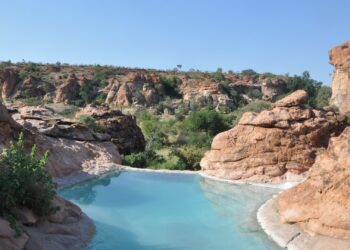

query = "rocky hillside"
[
  {"left": 200, "top": 90, "right": 346, "bottom": 183},
  {"left": 0, "top": 62, "right": 291, "bottom": 111}
]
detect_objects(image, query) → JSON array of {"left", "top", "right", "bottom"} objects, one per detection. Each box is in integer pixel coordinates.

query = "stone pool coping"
[{"left": 257, "top": 197, "right": 350, "bottom": 250}]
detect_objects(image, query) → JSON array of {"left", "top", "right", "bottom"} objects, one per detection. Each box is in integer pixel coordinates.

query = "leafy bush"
[
  {"left": 241, "top": 69, "right": 257, "bottom": 76},
  {"left": 157, "top": 76, "right": 182, "bottom": 98},
  {"left": 170, "top": 146, "right": 204, "bottom": 170},
  {"left": 185, "top": 109, "right": 230, "bottom": 136},
  {"left": 122, "top": 149, "right": 164, "bottom": 168},
  {"left": 0, "top": 133, "right": 58, "bottom": 232},
  {"left": 314, "top": 86, "right": 332, "bottom": 109}
]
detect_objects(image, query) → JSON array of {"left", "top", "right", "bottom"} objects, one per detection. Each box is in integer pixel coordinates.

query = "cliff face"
[
  {"left": 330, "top": 41, "right": 350, "bottom": 114},
  {"left": 278, "top": 127, "right": 350, "bottom": 239},
  {"left": 200, "top": 90, "right": 346, "bottom": 183}
]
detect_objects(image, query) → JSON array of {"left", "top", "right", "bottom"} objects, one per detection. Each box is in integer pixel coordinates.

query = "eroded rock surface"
[
  {"left": 330, "top": 41, "right": 350, "bottom": 114},
  {"left": 54, "top": 73, "right": 80, "bottom": 104},
  {"left": 200, "top": 90, "right": 346, "bottom": 183},
  {"left": 75, "top": 105, "right": 146, "bottom": 153},
  {"left": 278, "top": 127, "right": 350, "bottom": 239},
  {"left": 0, "top": 102, "right": 95, "bottom": 250}
]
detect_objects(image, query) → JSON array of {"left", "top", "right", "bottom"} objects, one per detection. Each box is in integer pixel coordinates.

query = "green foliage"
[
  {"left": 94, "top": 92, "right": 107, "bottom": 105},
  {"left": 170, "top": 146, "right": 204, "bottom": 170},
  {"left": 241, "top": 69, "right": 257, "bottom": 76},
  {"left": 284, "top": 71, "right": 322, "bottom": 107},
  {"left": 212, "top": 67, "right": 225, "bottom": 82},
  {"left": 79, "top": 81, "right": 95, "bottom": 105},
  {"left": 185, "top": 109, "right": 230, "bottom": 136},
  {"left": 0, "top": 133, "right": 58, "bottom": 232},
  {"left": 122, "top": 149, "right": 164, "bottom": 168},
  {"left": 314, "top": 86, "right": 332, "bottom": 109},
  {"left": 247, "top": 89, "right": 262, "bottom": 99},
  {"left": 157, "top": 76, "right": 182, "bottom": 98},
  {"left": 231, "top": 100, "right": 272, "bottom": 125},
  {"left": 18, "top": 63, "right": 39, "bottom": 79}
]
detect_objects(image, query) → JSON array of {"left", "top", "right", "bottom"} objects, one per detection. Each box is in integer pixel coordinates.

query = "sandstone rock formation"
[
  {"left": 0, "top": 102, "right": 95, "bottom": 249},
  {"left": 330, "top": 41, "right": 350, "bottom": 114},
  {"left": 261, "top": 78, "right": 286, "bottom": 101},
  {"left": 0, "top": 69, "right": 18, "bottom": 99},
  {"left": 105, "top": 72, "right": 160, "bottom": 106},
  {"left": 75, "top": 105, "right": 146, "bottom": 154},
  {"left": 54, "top": 73, "right": 80, "bottom": 103},
  {"left": 200, "top": 90, "right": 346, "bottom": 183},
  {"left": 8, "top": 105, "right": 122, "bottom": 177},
  {"left": 180, "top": 77, "right": 234, "bottom": 110},
  {"left": 278, "top": 126, "right": 350, "bottom": 239}
]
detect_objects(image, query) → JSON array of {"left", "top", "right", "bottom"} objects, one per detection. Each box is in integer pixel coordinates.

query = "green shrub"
[
  {"left": 157, "top": 76, "right": 182, "bottom": 98},
  {"left": 122, "top": 149, "right": 164, "bottom": 168},
  {"left": 0, "top": 133, "right": 58, "bottom": 233},
  {"left": 185, "top": 109, "right": 230, "bottom": 136},
  {"left": 170, "top": 146, "right": 204, "bottom": 170},
  {"left": 314, "top": 86, "right": 332, "bottom": 109}
]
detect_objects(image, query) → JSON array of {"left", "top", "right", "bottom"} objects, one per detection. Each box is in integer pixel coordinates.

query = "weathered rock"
[
  {"left": 278, "top": 127, "right": 350, "bottom": 239},
  {"left": 23, "top": 196, "right": 95, "bottom": 250},
  {"left": 330, "top": 41, "right": 350, "bottom": 114},
  {"left": 13, "top": 208, "right": 38, "bottom": 226},
  {"left": 274, "top": 89, "right": 308, "bottom": 107},
  {"left": 76, "top": 105, "right": 146, "bottom": 154},
  {"left": 261, "top": 78, "right": 286, "bottom": 101},
  {"left": 54, "top": 73, "right": 80, "bottom": 103},
  {"left": 180, "top": 77, "right": 234, "bottom": 110},
  {"left": 200, "top": 91, "right": 346, "bottom": 183},
  {"left": 0, "top": 218, "right": 29, "bottom": 250},
  {"left": 0, "top": 69, "right": 18, "bottom": 99}
]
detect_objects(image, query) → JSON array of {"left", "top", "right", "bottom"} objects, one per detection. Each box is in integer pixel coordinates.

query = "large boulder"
[
  {"left": 200, "top": 90, "right": 346, "bottom": 183},
  {"left": 8, "top": 105, "right": 122, "bottom": 178},
  {"left": 278, "top": 127, "right": 350, "bottom": 239},
  {"left": 75, "top": 105, "right": 146, "bottom": 154},
  {"left": 330, "top": 41, "right": 350, "bottom": 114}
]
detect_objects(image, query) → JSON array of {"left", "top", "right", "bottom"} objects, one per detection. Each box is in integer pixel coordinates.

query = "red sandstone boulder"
[
  {"left": 200, "top": 90, "right": 346, "bottom": 183},
  {"left": 278, "top": 127, "right": 350, "bottom": 239}
]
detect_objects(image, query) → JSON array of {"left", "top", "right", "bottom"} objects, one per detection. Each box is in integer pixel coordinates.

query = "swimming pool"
[{"left": 60, "top": 171, "right": 280, "bottom": 250}]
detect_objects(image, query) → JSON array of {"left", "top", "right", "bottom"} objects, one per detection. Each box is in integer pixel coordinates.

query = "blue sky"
[{"left": 0, "top": 0, "right": 349, "bottom": 84}]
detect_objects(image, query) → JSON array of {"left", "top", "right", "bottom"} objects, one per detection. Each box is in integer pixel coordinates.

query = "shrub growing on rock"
[{"left": 0, "top": 133, "right": 57, "bottom": 231}]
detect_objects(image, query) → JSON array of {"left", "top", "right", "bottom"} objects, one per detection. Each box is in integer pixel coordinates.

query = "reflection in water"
[
  {"left": 199, "top": 177, "right": 278, "bottom": 243},
  {"left": 60, "top": 171, "right": 120, "bottom": 205}
]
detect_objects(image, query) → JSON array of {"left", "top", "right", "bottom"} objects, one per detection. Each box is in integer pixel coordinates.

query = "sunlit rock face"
[
  {"left": 200, "top": 90, "right": 346, "bottom": 183},
  {"left": 278, "top": 127, "right": 350, "bottom": 239},
  {"left": 330, "top": 41, "right": 350, "bottom": 115}
]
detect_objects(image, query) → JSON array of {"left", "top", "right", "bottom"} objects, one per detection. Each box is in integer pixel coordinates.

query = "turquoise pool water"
[{"left": 60, "top": 171, "right": 280, "bottom": 250}]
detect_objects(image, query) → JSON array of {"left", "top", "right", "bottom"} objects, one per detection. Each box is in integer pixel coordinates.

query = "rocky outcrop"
[
  {"left": 261, "top": 78, "right": 286, "bottom": 101},
  {"left": 278, "top": 126, "right": 350, "bottom": 239},
  {"left": 105, "top": 72, "right": 160, "bottom": 106},
  {"left": 0, "top": 103, "right": 95, "bottom": 249},
  {"left": 200, "top": 90, "right": 346, "bottom": 183},
  {"left": 54, "top": 73, "right": 80, "bottom": 103},
  {"left": 0, "top": 196, "right": 94, "bottom": 250},
  {"left": 0, "top": 69, "right": 18, "bottom": 99},
  {"left": 8, "top": 105, "right": 122, "bottom": 177},
  {"left": 330, "top": 41, "right": 350, "bottom": 114},
  {"left": 75, "top": 105, "right": 146, "bottom": 154},
  {"left": 180, "top": 77, "right": 234, "bottom": 110}
]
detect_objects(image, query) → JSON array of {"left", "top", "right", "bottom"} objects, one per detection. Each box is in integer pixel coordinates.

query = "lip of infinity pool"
[{"left": 60, "top": 171, "right": 281, "bottom": 250}]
